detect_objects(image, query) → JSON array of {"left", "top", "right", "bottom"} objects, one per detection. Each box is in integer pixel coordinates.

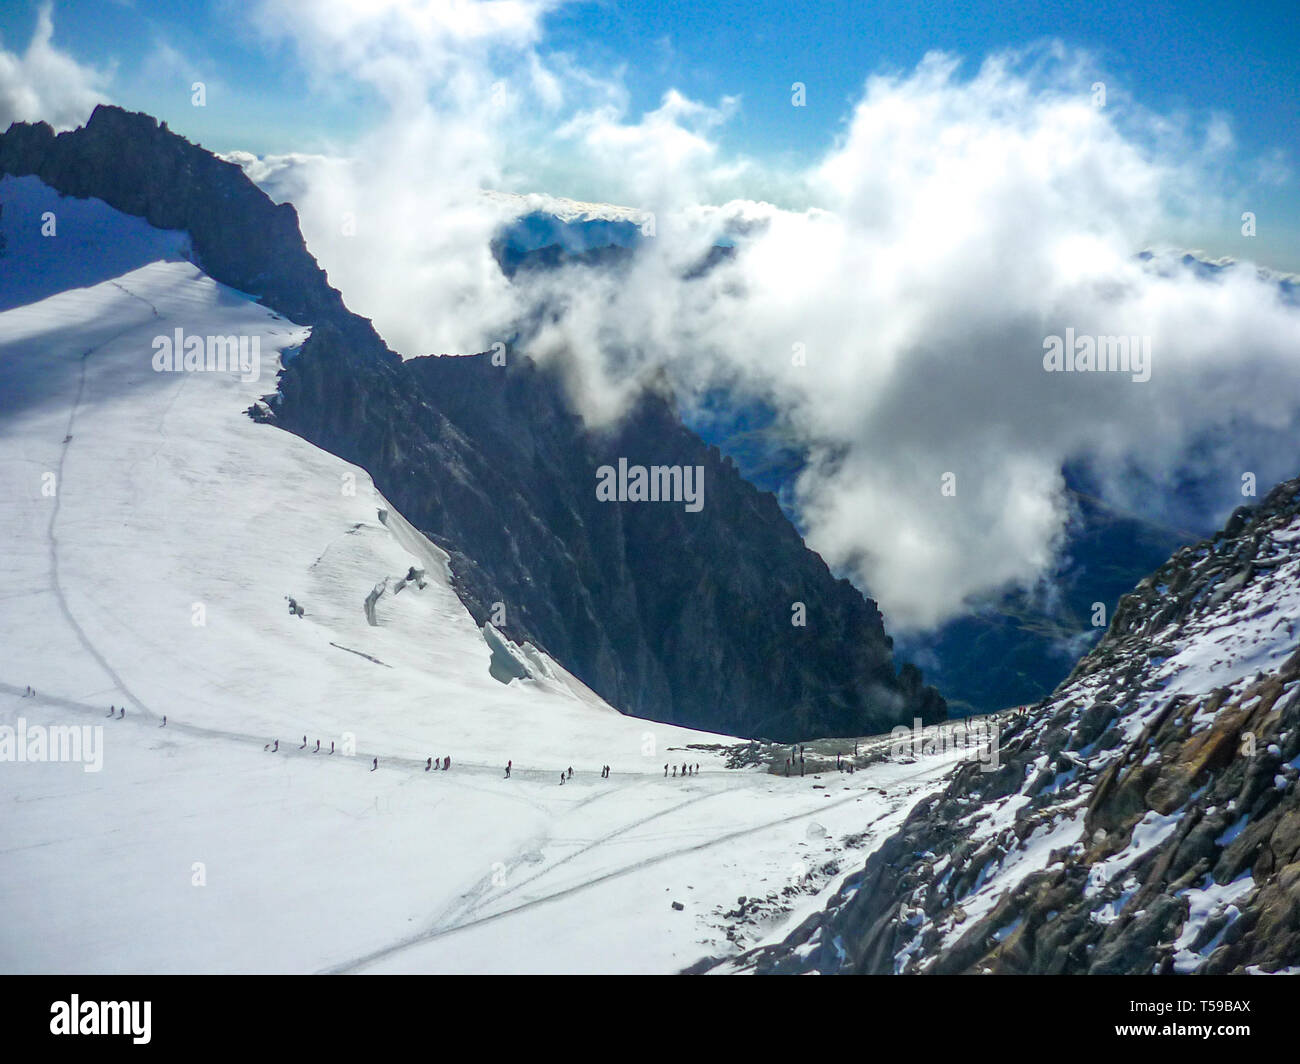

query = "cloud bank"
[
  {"left": 0, "top": 4, "right": 108, "bottom": 131},
  {"left": 237, "top": 3, "right": 1300, "bottom": 630}
]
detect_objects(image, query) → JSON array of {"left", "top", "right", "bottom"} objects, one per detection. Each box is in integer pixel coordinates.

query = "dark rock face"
[
  {"left": 272, "top": 328, "right": 944, "bottom": 740},
  {"left": 714, "top": 477, "right": 1300, "bottom": 973},
  {"left": 1, "top": 106, "right": 945, "bottom": 742}
]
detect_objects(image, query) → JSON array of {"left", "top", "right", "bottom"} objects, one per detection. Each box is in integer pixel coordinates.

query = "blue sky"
[{"left": 1, "top": 0, "right": 1296, "bottom": 266}]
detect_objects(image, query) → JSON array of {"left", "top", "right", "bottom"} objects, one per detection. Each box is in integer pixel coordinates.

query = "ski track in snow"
[
  {"left": 42, "top": 283, "right": 163, "bottom": 724},
  {"left": 1, "top": 672, "right": 963, "bottom": 973},
  {"left": 2, "top": 673, "right": 968, "bottom": 973},
  {"left": 327, "top": 755, "right": 963, "bottom": 974}
]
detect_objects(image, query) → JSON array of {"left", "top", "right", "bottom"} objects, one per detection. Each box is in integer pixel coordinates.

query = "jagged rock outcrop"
[
  {"left": 713, "top": 477, "right": 1300, "bottom": 972},
  {"left": 1, "top": 107, "right": 944, "bottom": 741},
  {"left": 0, "top": 105, "right": 382, "bottom": 348}
]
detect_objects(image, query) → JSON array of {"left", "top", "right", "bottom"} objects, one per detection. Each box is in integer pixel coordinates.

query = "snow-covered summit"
[{"left": 479, "top": 188, "right": 650, "bottom": 228}]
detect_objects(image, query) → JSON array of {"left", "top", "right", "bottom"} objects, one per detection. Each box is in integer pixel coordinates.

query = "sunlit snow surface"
[{"left": 0, "top": 180, "right": 971, "bottom": 973}]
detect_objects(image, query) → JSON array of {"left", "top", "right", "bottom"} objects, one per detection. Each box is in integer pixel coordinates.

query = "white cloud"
[
  {"left": 239, "top": 0, "right": 754, "bottom": 358},
  {"left": 557, "top": 89, "right": 745, "bottom": 211},
  {"left": 498, "top": 51, "right": 1300, "bottom": 628},
  {"left": 0, "top": 4, "right": 109, "bottom": 130},
  {"left": 251, "top": 0, "right": 556, "bottom": 106},
  {"left": 236, "top": 13, "right": 1300, "bottom": 631}
]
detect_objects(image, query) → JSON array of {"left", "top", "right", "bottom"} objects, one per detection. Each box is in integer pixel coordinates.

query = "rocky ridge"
[{"left": 710, "top": 477, "right": 1300, "bottom": 972}]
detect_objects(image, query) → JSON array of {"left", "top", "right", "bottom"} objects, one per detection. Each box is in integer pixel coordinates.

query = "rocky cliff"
[
  {"left": 712, "top": 477, "right": 1300, "bottom": 972},
  {"left": 1, "top": 106, "right": 945, "bottom": 741},
  {"left": 267, "top": 326, "right": 945, "bottom": 740}
]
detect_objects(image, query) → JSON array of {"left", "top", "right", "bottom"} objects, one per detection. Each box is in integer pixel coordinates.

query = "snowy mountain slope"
[
  {"left": 0, "top": 238, "right": 620, "bottom": 757},
  {"left": 716, "top": 482, "right": 1300, "bottom": 974},
  {"left": 0, "top": 175, "right": 193, "bottom": 313},
  {"left": 0, "top": 181, "right": 975, "bottom": 973}
]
